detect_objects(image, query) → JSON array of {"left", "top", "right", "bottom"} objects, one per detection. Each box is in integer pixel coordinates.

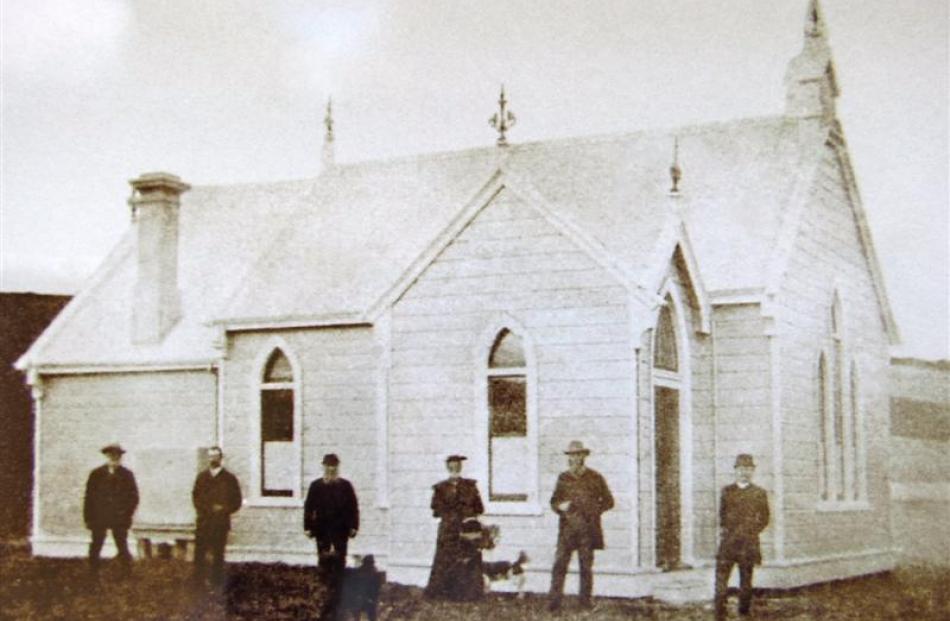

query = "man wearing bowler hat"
[
  {"left": 83, "top": 443, "right": 139, "bottom": 578},
  {"left": 547, "top": 440, "right": 614, "bottom": 612},
  {"left": 304, "top": 453, "right": 359, "bottom": 617},
  {"left": 714, "top": 453, "right": 770, "bottom": 620}
]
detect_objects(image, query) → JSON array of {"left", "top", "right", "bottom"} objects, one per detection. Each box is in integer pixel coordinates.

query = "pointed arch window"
[
  {"left": 479, "top": 326, "right": 539, "bottom": 511},
  {"left": 654, "top": 305, "right": 678, "bottom": 372},
  {"left": 258, "top": 347, "right": 302, "bottom": 500},
  {"left": 817, "top": 353, "right": 830, "bottom": 500},
  {"left": 817, "top": 293, "right": 866, "bottom": 509}
]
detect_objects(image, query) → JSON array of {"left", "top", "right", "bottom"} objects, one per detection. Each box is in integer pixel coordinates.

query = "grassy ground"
[{"left": 1, "top": 547, "right": 947, "bottom": 620}]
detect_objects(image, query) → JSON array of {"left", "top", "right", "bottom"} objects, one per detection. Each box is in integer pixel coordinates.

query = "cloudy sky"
[{"left": 1, "top": 0, "right": 946, "bottom": 359}]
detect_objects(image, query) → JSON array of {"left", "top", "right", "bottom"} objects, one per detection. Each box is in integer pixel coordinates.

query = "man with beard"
[{"left": 191, "top": 446, "right": 243, "bottom": 587}]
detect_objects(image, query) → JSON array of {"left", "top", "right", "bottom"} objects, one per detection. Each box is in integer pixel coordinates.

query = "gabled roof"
[{"left": 20, "top": 115, "right": 835, "bottom": 369}]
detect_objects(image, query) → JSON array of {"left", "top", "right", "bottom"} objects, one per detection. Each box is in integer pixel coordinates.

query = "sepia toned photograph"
[{"left": 1, "top": 1, "right": 947, "bottom": 619}]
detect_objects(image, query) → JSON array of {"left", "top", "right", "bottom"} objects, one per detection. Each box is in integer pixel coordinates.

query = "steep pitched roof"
[{"left": 20, "top": 115, "right": 831, "bottom": 368}]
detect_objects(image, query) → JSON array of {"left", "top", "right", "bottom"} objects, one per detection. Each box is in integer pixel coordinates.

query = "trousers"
[
  {"left": 88, "top": 527, "right": 132, "bottom": 573},
  {"left": 548, "top": 529, "right": 595, "bottom": 605},
  {"left": 714, "top": 559, "right": 755, "bottom": 618},
  {"left": 194, "top": 526, "right": 229, "bottom": 585}
]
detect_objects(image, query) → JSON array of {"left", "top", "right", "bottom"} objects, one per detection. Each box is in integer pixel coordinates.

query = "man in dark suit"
[
  {"left": 714, "top": 453, "right": 770, "bottom": 619},
  {"left": 83, "top": 443, "right": 139, "bottom": 577},
  {"left": 547, "top": 440, "right": 614, "bottom": 612},
  {"left": 304, "top": 453, "right": 360, "bottom": 618},
  {"left": 191, "top": 446, "right": 243, "bottom": 587}
]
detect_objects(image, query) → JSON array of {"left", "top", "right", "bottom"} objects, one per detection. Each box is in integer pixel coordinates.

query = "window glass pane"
[
  {"left": 490, "top": 435, "right": 529, "bottom": 501},
  {"left": 261, "top": 389, "right": 294, "bottom": 441},
  {"left": 264, "top": 350, "right": 293, "bottom": 382},
  {"left": 489, "top": 376, "right": 526, "bottom": 436},
  {"left": 489, "top": 329, "right": 526, "bottom": 368},
  {"left": 262, "top": 441, "right": 294, "bottom": 496},
  {"left": 654, "top": 305, "right": 678, "bottom": 371}
]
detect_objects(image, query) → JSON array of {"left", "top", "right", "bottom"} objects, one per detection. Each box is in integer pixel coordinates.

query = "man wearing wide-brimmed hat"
[
  {"left": 547, "top": 440, "right": 614, "bottom": 612},
  {"left": 83, "top": 443, "right": 139, "bottom": 578},
  {"left": 714, "top": 453, "right": 770, "bottom": 620}
]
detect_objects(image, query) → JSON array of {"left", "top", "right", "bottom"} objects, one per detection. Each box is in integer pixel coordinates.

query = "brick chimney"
[{"left": 129, "top": 172, "right": 190, "bottom": 344}]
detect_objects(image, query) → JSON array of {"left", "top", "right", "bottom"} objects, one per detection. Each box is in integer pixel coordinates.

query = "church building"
[{"left": 17, "top": 1, "right": 900, "bottom": 598}]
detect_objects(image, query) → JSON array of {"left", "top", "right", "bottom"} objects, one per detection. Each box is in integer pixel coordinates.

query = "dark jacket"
[
  {"left": 717, "top": 483, "right": 770, "bottom": 565},
  {"left": 83, "top": 464, "right": 139, "bottom": 530},
  {"left": 431, "top": 478, "right": 483, "bottom": 522},
  {"left": 304, "top": 478, "right": 359, "bottom": 540},
  {"left": 192, "top": 467, "right": 243, "bottom": 532},
  {"left": 550, "top": 468, "right": 614, "bottom": 550}
]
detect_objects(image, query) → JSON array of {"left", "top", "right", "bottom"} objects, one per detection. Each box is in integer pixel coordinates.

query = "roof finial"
[
  {"left": 322, "top": 97, "right": 335, "bottom": 169},
  {"left": 805, "top": 0, "right": 823, "bottom": 37},
  {"left": 669, "top": 137, "right": 682, "bottom": 195},
  {"left": 488, "top": 84, "right": 517, "bottom": 147}
]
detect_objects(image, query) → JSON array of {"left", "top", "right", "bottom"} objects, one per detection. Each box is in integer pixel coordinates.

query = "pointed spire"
[
  {"left": 669, "top": 137, "right": 682, "bottom": 195},
  {"left": 784, "top": 0, "right": 838, "bottom": 122},
  {"left": 322, "top": 97, "right": 335, "bottom": 169},
  {"left": 488, "top": 85, "right": 517, "bottom": 147}
]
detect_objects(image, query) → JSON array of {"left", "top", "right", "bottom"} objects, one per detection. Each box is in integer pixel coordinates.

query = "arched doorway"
[{"left": 653, "top": 298, "right": 683, "bottom": 570}]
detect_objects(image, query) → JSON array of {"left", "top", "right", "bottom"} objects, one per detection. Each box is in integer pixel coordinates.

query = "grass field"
[{"left": 1, "top": 548, "right": 947, "bottom": 620}]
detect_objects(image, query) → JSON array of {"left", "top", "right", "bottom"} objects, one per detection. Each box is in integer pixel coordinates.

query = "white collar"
[
  {"left": 209, "top": 466, "right": 223, "bottom": 477},
  {"left": 736, "top": 481, "right": 751, "bottom": 489}
]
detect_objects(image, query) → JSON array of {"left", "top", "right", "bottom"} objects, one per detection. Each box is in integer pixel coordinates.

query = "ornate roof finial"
[
  {"left": 324, "top": 98, "right": 335, "bottom": 142},
  {"left": 489, "top": 85, "right": 517, "bottom": 147},
  {"left": 322, "top": 97, "right": 335, "bottom": 169},
  {"left": 784, "top": 0, "right": 838, "bottom": 122},
  {"left": 805, "top": 0, "right": 823, "bottom": 37},
  {"left": 669, "top": 137, "right": 682, "bottom": 195}
]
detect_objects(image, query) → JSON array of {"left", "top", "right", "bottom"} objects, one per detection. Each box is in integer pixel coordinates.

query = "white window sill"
[
  {"left": 815, "top": 499, "right": 870, "bottom": 513},
  {"left": 246, "top": 497, "right": 304, "bottom": 509},
  {"left": 484, "top": 501, "right": 544, "bottom": 517}
]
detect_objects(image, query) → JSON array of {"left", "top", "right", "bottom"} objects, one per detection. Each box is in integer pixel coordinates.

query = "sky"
[{"left": 1, "top": 0, "right": 947, "bottom": 359}]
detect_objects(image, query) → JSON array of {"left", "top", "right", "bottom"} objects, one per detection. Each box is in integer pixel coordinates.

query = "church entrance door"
[{"left": 654, "top": 385, "right": 681, "bottom": 570}]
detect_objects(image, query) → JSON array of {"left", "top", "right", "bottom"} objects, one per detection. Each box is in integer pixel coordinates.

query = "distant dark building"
[{"left": 0, "top": 292, "right": 70, "bottom": 540}]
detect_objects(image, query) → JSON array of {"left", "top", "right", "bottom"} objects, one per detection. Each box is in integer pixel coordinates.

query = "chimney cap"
[{"left": 129, "top": 172, "right": 191, "bottom": 195}]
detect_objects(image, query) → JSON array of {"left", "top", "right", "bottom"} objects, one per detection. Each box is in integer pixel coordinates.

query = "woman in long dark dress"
[{"left": 424, "top": 455, "right": 485, "bottom": 601}]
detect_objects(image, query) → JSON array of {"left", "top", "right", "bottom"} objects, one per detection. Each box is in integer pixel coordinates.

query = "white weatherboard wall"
[
  {"left": 221, "top": 328, "right": 385, "bottom": 564},
  {"left": 387, "top": 188, "right": 636, "bottom": 592},
  {"left": 33, "top": 370, "right": 216, "bottom": 556},
  {"left": 777, "top": 144, "right": 893, "bottom": 576}
]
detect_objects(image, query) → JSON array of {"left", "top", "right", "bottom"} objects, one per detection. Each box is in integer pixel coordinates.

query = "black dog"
[{"left": 336, "top": 555, "right": 385, "bottom": 620}]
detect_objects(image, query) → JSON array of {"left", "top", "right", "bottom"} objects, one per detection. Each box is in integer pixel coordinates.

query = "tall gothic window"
[
  {"left": 259, "top": 348, "right": 299, "bottom": 498},
  {"left": 654, "top": 305, "right": 679, "bottom": 372},
  {"left": 817, "top": 293, "right": 864, "bottom": 505},
  {"left": 818, "top": 353, "right": 830, "bottom": 500},
  {"left": 487, "top": 329, "right": 529, "bottom": 502}
]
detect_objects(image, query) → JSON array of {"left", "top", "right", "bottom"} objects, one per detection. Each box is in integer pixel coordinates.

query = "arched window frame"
[
  {"left": 849, "top": 361, "right": 868, "bottom": 502},
  {"left": 250, "top": 337, "right": 304, "bottom": 507},
  {"left": 650, "top": 285, "right": 695, "bottom": 566},
  {"left": 817, "top": 290, "right": 868, "bottom": 511},
  {"left": 474, "top": 315, "right": 540, "bottom": 516},
  {"left": 817, "top": 351, "right": 830, "bottom": 501}
]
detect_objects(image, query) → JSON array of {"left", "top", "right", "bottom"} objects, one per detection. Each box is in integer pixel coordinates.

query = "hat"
[
  {"left": 734, "top": 453, "right": 756, "bottom": 468},
  {"left": 101, "top": 443, "right": 126, "bottom": 456},
  {"left": 564, "top": 440, "right": 591, "bottom": 456},
  {"left": 445, "top": 454, "right": 467, "bottom": 463},
  {"left": 322, "top": 453, "right": 340, "bottom": 466}
]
